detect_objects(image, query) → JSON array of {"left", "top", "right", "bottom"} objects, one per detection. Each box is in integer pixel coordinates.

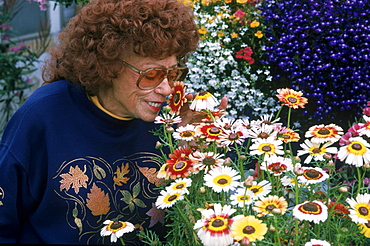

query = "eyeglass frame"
[{"left": 120, "top": 59, "right": 189, "bottom": 90}]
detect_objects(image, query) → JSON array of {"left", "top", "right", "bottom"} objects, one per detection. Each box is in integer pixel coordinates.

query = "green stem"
[
  {"left": 356, "top": 167, "right": 362, "bottom": 195},
  {"left": 119, "top": 237, "right": 125, "bottom": 245}
]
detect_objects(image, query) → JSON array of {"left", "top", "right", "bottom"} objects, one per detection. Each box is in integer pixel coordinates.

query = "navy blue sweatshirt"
[{"left": 0, "top": 80, "right": 166, "bottom": 245}]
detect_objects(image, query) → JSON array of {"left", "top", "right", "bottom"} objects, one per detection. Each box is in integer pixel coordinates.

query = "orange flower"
[
  {"left": 276, "top": 88, "right": 308, "bottom": 109},
  {"left": 167, "top": 81, "right": 187, "bottom": 115}
]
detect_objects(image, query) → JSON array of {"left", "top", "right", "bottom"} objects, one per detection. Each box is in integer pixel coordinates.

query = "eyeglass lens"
[{"left": 138, "top": 68, "right": 188, "bottom": 89}]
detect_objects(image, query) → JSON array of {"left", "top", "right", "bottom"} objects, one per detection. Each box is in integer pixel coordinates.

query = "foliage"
[
  {"left": 260, "top": 0, "right": 370, "bottom": 124},
  {"left": 181, "top": 0, "right": 279, "bottom": 119},
  {"left": 140, "top": 85, "right": 370, "bottom": 246},
  {"left": 0, "top": 0, "right": 51, "bottom": 134}
]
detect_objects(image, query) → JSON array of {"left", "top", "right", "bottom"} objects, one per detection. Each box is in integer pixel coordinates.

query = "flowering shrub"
[
  {"left": 182, "top": 0, "right": 279, "bottom": 118},
  {"left": 127, "top": 84, "right": 370, "bottom": 246},
  {"left": 260, "top": 0, "right": 370, "bottom": 123},
  {"left": 0, "top": 0, "right": 40, "bottom": 133}
]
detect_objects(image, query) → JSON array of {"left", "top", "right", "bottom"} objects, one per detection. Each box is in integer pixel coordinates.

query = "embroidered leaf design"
[
  {"left": 113, "top": 163, "right": 130, "bottom": 188},
  {"left": 138, "top": 167, "right": 165, "bottom": 187},
  {"left": 146, "top": 203, "right": 165, "bottom": 228},
  {"left": 120, "top": 190, "right": 133, "bottom": 205},
  {"left": 120, "top": 182, "right": 147, "bottom": 212},
  {"left": 59, "top": 165, "right": 89, "bottom": 194},
  {"left": 86, "top": 183, "right": 110, "bottom": 216}
]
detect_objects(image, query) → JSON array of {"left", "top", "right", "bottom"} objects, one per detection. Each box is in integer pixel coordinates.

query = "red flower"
[
  {"left": 165, "top": 147, "right": 195, "bottom": 179},
  {"left": 328, "top": 201, "right": 350, "bottom": 218},
  {"left": 167, "top": 81, "right": 187, "bottom": 115},
  {"left": 235, "top": 47, "right": 255, "bottom": 64}
]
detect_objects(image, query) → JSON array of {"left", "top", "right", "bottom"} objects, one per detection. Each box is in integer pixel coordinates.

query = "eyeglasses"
[{"left": 121, "top": 60, "right": 189, "bottom": 90}]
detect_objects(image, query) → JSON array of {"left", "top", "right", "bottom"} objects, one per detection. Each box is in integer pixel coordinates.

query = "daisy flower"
[
  {"left": 100, "top": 220, "right": 135, "bottom": 243},
  {"left": 346, "top": 193, "right": 370, "bottom": 224},
  {"left": 173, "top": 124, "right": 198, "bottom": 141},
  {"left": 230, "top": 215, "right": 268, "bottom": 243},
  {"left": 337, "top": 136, "right": 370, "bottom": 167},
  {"left": 304, "top": 239, "right": 331, "bottom": 246},
  {"left": 253, "top": 195, "right": 288, "bottom": 216},
  {"left": 230, "top": 188, "right": 255, "bottom": 207},
  {"left": 297, "top": 139, "right": 338, "bottom": 164},
  {"left": 193, "top": 203, "right": 236, "bottom": 246},
  {"left": 298, "top": 167, "right": 329, "bottom": 185},
  {"left": 359, "top": 221, "right": 370, "bottom": 238},
  {"left": 246, "top": 180, "right": 272, "bottom": 199},
  {"left": 260, "top": 156, "right": 293, "bottom": 176},
  {"left": 249, "top": 137, "right": 284, "bottom": 159},
  {"left": 280, "top": 175, "right": 304, "bottom": 188},
  {"left": 248, "top": 124, "right": 277, "bottom": 141},
  {"left": 305, "top": 124, "right": 343, "bottom": 144},
  {"left": 165, "top": 178, "right": 192, "bottom": 195},
  {"left": 190, "top": 91, "right": 218, "bottom": 112},
  {"left": 219, "top": 129, "right": 246, "bottom": 146},
  {"left": 278, "top": 127, "right": 300, "bottom": 143},
  {"left": 357, "top": 115, "right": 370, "bottom": 138},
  {"left": 256, "top": 114, "right": 282, "bottom": 128},
  {"left": 167, "top": 81, "right": 187, "bottom": 115},
  {"left": 293, "top": 200, "right": 328, "bottom": 224},
  {"left": 164, "top": 147, "right": 195, "bottom": 179},
  {"left": 154, "top": 113, "right": 182, "bottom": 125},
  {"left": 155, "top": 189, "right": 184, "bottom": 209},
  {"left": 190, "top": 151, "right": 225, "bottom": 173},
  {"left": 204, "top": 166, "right": 241, "bottom": 193},
  {"left": 196, "top": 123, "right": 225, "bottom": 142},
  {"left": 276, "top": 88, "right": 308, "bottom": 109}
]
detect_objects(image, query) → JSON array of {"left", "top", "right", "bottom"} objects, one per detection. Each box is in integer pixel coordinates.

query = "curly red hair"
[{"left": 42, "top": 0, "right": 199, "bottom": 95}]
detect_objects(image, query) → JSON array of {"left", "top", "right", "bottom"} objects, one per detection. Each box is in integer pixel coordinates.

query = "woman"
[{"left": 0, "top": 0, "right": 226, "bottom": 244}]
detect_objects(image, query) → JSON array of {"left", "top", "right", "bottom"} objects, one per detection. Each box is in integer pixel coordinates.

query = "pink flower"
[{"left": 234, "top": 10, "right": 245, "bottom": 17}]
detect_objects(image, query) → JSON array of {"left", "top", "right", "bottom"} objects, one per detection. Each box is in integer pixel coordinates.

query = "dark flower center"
[
  {"left": 203, "top": 156, "right": 216, "bottom": 166},
  {"left": 217, "top": 178, "right": 228, "bottom": 185},
  {"left": 352, "top": 143, "right": 362, "bottom": 151},
  {"left": 305, "top": 169, "right": 320, "bottom": 179},
  {"left": 164, "top": 119, "right": 174, "bottom": 124},
  {"left": 229, "top": 133, "right": 239, "bottom": 140},
  {"left": 262, "top": 145, "right": 272, "bottom": 152},
  {"left": 175, "top": 161, "right": 186, "bottom": 169},
  {"left": 359, "top": 207, "right": 369, "bottom": 216},
  {"left": 251, "top": 188, "right": 259, "bottom": 193},
  {"left": 243, "top": 226, "right": 256, "bottom": 234},
  {"left": 175, "top": 184, "right": 184, "bottom": 189},
  {"left": 312, "top": 147, "right": 321, "bottom": 154},
  {"left": 266, "top": 205, "right": 275, "bottom": 211},
  {"left": 303, "top": 202, "right": 319, "bottom": 212},
  {"left": 182, "top": 131, "right": 193, "bottom": 137},
  {"left": 174, "top": 92, "right": 181, "bottom": 104},
  {"left": 271, "top": 164, "right": 284, "bottom": 172},
  {"left": 211, "top": 219, "right": 225, "bottom": 228},
  {"left": 259, "top": 132, "right": 269, "bottom": 138},
  {"left": 109, "top": 221, "right": 123, "bottom": 230},
  {"left": 199, "top": 91, "right": 208, "bottom": 96},
  {"left": 288, "top": 96, "right": 297, "bottom": 103},
  {"left": 317, "top": 128, "right": 330, "bottom": 135},
  {"left": 168, "top": 194, "right": 178, "bottom": 201},
  {"left": 209, "top": 127, "right": 221, "bottom": 134}
]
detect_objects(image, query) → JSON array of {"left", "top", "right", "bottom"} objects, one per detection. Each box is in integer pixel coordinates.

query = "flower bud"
[
  {"left": 269, "top": 225, "right": 276, "bottom": 232},
  {"left": 293, "top": 156, "right": 301, "bottom": 162},
  {"left": 323, "top": 153, "right": 332, "bottom": 160},
  {"left": 244, "top": 175, "right": 254, "bottom": 187},
  {"left": 339, "top": 186, "right": 349, "bottom": 193},
  {"left": 272, "top": 208, "right": 282, "bottom": 214},
  {"left": 155, "top": 141, "right": 162, "bottom": 149},
  {"left": 364, "top": 162, "right": 370, "bottom": 169},
  {"left": 199, "top": 187, "right": 206, "bottom": 193},
  {"left": 240, "top": 236, "right": 251, "bottom": 246},
  {"left": 239, "top": 155, "right": 247, "bottom": 160},
  {"left": 327, "top": 161, "right": 335, "bottom": 167},
  {"left": 166, "top": 126, "right": 174, "bottom": 133},
  {"left": 223, "top": 157, "right": 232, "bottom": 166}
]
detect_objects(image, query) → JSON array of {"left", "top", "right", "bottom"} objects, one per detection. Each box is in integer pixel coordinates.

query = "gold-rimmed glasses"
[{"left": 121, "top": 60, "right": 189, "bottom": 90}]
